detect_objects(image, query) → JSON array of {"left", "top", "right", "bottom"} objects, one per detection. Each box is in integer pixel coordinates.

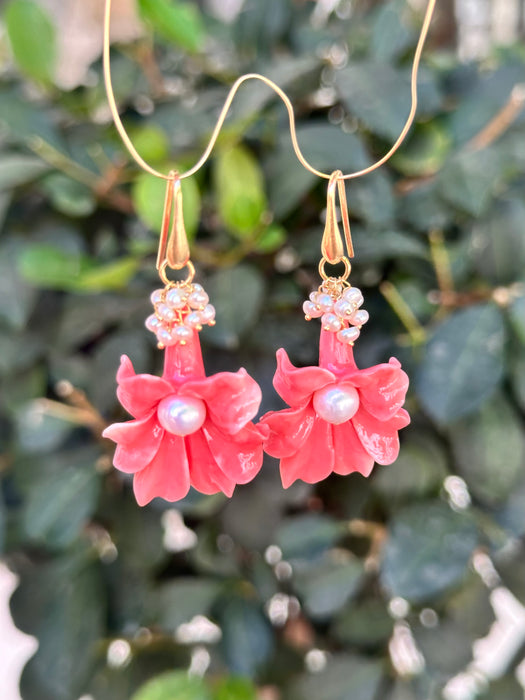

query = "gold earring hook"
[
  {"left": 157, "top": 171, "right": 191, "bottom": 283},
  {"left": 103, "top": 0, "right": 436, "bottom": 183},
  {"left": 321, "top": 170, "right": 354, "bottom": 264}
]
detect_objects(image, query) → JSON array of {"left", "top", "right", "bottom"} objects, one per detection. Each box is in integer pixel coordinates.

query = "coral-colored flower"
[
  {"left": 103, "top": 331, "right": 267, "bottom": 505},
  {"left": 260, "top": 329, "right": 410, "bottom": 488}
]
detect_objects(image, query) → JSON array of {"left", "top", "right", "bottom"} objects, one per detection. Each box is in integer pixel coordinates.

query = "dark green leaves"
[
  {"left": 132, "top": 672, "right": 211, "bottom": 700},
  {"left": 416, "top": 304, "right": 505, "bottom": 423},
  {"left": 5, "top": 0, "right": 57, "bottom": 84},
  {"left": 137, "top": 0, "right": 205, "bottom": 52},
  {"left": 381, "top": 501, "right": 478, "bottom": 602}
]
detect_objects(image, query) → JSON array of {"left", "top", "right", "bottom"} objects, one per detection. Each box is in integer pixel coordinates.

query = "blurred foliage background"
[{"left": 0, "top": 0, "right": 525, "bottom": 699}]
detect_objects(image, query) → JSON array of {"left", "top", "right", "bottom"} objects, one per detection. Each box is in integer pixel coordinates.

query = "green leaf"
[
  {"left": 41, "top": 173, "right": 96, "bottom": 218},
  {"left": 213, "top": 677, "right": 257, "bottom": 700},
  {"left": 293, "top": 554, "right": 364, "bottom": 619},
  {"left": 381, "top": 501, "right": 478, "bottom": 602},
  {"left": 276, "top": 514, "right": 343, "bottom": 562},
  {"left": 0, "top": 238, "right": 37, "bottom": 330},
  {"left": 289, "top": 655, "right": 383, "bottom": 700},
  {"left": 137, "top": 0, "right": 205, "bottom": 53},
  {"left": 509, "top": 296, "right": 525, "bottom": 344},
  {"left": 128, "top": 124, "right": 170, "bottom": 163},
  {"left": 448, "top": 394, "right": 525, "bottom": 506},
  {"left": 23, "top": 456, "right": 101, "bottom": 549},
  {"left": 416, "top": 304, "right": 505, "bottom": 424},
  {"left": 0, "top": 154, "right": 50, "bottom": 190},
  {"left": 152, "top": 578, "right": 221, "bottom": 632},
  {"left": 437, "top": 147, "right": 504, "bottom": 216},
  {"left": 74, "top": 257, "right": 140, "bottom": 292},
  {"left": 371, "top": 0, "right": 413, "bottom": 61},
  {"left": 132, "top": 171, "right": 200, "bottom": 238},
  {"left": 254, "top": 224, "right": 287, "bottom": 253},
  {"left": 373, "top": 432, "right": 448, "bottom": 506},
  {"left": 203, "top": 265, "right": 265, "bottom": 349},
  {"left": 391, "top": 122, "right": 452, "bottom": 177},
  {"left": 214, "top": 146, "right": 267, "bottom": 238},
  {"left": 12, "top": 550, "right": 104, "bottom": 700},
  {"left": 5, "top": 0, "right": 57, "bottom": 84},
  {"left": 132, "top": 671, "right": 211, "bottom": 700},
  {"left": 18, "top": 243, "right": 90, "bottom": 289},
  {"left": 469, "top": 197, "right": 525, "bottom": 284},
  {"left": 14, "top": 401, "right": 73, "bottom": 453},
  {"left": 217, "top": 597, "right": 274, "bottom": 677},
  {"left": 331, "top": 599, "right": 393, "bottom": 650}
]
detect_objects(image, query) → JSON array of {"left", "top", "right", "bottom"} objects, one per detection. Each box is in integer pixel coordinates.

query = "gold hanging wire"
[{"left": 103, "top": 0, "right": 437, "bottom": 183}]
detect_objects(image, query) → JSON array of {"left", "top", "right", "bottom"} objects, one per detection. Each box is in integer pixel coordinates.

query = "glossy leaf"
[
  {"left": 137, "top": 0, "right": 205, "bottom": 53},
  {"left": 416, "top": 304, "right": 505, "bottom": 423},
  {"left": 132, "top": 672, "right": 211, "bottom": 700},
  {"left": 5, "top": 0, "right": 57, "bottom": 84}
]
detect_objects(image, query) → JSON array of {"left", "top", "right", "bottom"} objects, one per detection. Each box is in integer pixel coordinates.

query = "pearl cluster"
[
  {"left": 145, "top": 282, "right": 216, "bottom": 348},
  {"left": 303, "top": 281, "right": 368, "bottom": 345}
]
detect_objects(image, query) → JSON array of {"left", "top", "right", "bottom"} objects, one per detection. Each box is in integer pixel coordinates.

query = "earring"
[
  {"left": 260, "top": 171, "right": 410, "bottom": 488},
  {"left": 103, "top": 172, "right": 267, "bottom": 506}
]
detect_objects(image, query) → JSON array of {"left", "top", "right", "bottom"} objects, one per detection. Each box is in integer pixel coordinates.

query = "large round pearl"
[
  {"left": 157, "top": 394, "right": 206, "bottom": 436},
  {"left": 313, "top": 384, "right": 359, "bottom": 424}
]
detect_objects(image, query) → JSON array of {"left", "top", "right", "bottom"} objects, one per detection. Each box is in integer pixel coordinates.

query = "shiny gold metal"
[
  {"left": 318, "top": 256, "right": 352, "bottom": 282},
  {"left": 321, "top": 170, "right": 354, "bottom": 264},
  {"left": 103, "top": 0, "right": 436, "bottom": 182},
  {"left": 156, "top": 171, "right": 191, "bottom": 278},
  {"left": 158, "top": 259, "right": 196, "bottom": 287}
]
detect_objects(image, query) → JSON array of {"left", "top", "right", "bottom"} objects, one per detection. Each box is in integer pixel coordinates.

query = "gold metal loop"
[
  {"left": 318, "top": 256, "right": 352, "bottom": 282},
  {"left": 159, "top": 259, "right": 195, "bottom": 287},
  {"left": 103, "top": 0, "right": 436, "bottom": 182},
  {"left": 321, "top": 170, "right": 354, "bottom": 264}
]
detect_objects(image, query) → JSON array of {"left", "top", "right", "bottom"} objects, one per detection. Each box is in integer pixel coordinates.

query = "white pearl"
[
  {"left": 156, "top": 328, "right": 176, "bottom": 346},
  {"left": 337, "top": 327, "right": 360, "bottom": 344},
  {"left": 303, "top": 301, "right": 323, "bottom": 318},
  {"left": 313, "top": 384, "right": 360, "bottom": 424},
  {"left": 184, "top": 311, "right": 202, "bottom": 329},
  {"left": 188, "top": 290, "right": 209, "bottom": 308},
  {"left": 317, "top": 293, "right": 334, "bottom": 312},
  {"left": 156, "top": 303, "right": 176, "bottom": 322},
  {"left": 309, "top": 291, "right": 319, "bottom": 303},
  {"left": 322, "top": 313, "right": 342, "bottom": 332},
  {"left": 349, "top": 309, "right": 369, "bottom": 326},
  {"left": 199, "top": 304, "right": 216, "bottom": 323},
  {"left": 165, "top": 288, "right": 187, "bottom": 309},
  {"left": 343, "top": 287, "right": 364, "bottom": 307},
  {"left": 173, "top": 325, "right": 192, "bottom": 342},
  {"left": 150, "top": 289, "right": 164, "bottom": 305},
  {"left": 145, "top": 314, "right": 161, "bottom": 332},
  {"left": 192, "top": 283, "right": 204, "bottom": 293},
  {"left": 157, "top": 394, "right": 206, "bottom": 436},
  {"left": 333, "top": 299, "right": 353, "bottom": 318}
]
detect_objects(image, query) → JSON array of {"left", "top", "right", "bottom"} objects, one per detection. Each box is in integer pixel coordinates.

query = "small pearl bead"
[
  {"left": 188, "top": 290, "right": 209, "bottom": 308},
  {"left": 192, "top": 283, "right": 203, "bottom": 293},
  {"left": 165, "top": 288, "right": 187, "bottom": 309},
  {"left": 322, "top": 313, "right": 342, "bottom": 332},
  {"left": 333, "top": 299, "right": 354, "bottom": 318},
  {"left": 150, "top": 289, "right": 164, "bottom": 305},
  {"left": 157, "top": 394, "right": 206, "bottom": 436},
  {"left": 303, "top": 301, "right": 323, "bottom": 318},
  {"left": 145, "top": 314, "right": 161, "bottom": 332},
  {"left": 349, "top": 309, "right": 369, "bottom": 326},
  {"left": 173, "top": 325, "right": 192, "bottom": 342},
  {"left": 157, "top": 328, "right": 176, "bottom": 346},
  {"left": 199, "top": 304, "right": 216, "bottom": 323},
  {"left": 317, "top": 293, "right": 334, "bottom": 312},
  {"left": 337, "top": 327, "right": 360, "bottom": 344},
  {"left": 343, "top": 287, "right": 364, "bottom": 307},
  {"left": 184, "top": 311, "right": 202, "bottom": 329},
  {"left": 313, "top": 384, "right": 360, "bottom": 424},
  {"left": 309, "top": 291, "right": 319, "bottom": 303},
  {"left": 156, "top": 303, "right": 176, "bottom": 322}
]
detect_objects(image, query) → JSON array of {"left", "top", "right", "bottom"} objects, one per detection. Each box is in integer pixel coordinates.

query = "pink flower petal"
[
  {"left": 349, "top": 358, "right": 409, "bottom": 421},
  {"left": 163, "top": 330, "right": 205, "bottom": 383},
  {"left": 103, "top": 412, "right": 164, "bottom": 474},
  {"left": 181, "top": 368, "right": 262, "bottom": 434},
  {"left": 279, "top": 418, "right": 334, "bottom": 488},
  {"left": 332, "top": 420, "right": 375, "bottom": 477},
  {"left": 273, "top": 349, "right": 334, "bottom": 407},
  {"left": 133, "top": 434, "right": 190, "bottom": 506},
  {"left": 116, "top": 356, "right": 173, "bottom": 418},
  {"left": 260, "top": 404, "right": 316, "bottom": 458},
  {"left": 203, "top": 420, "right": 266, "bottom": 485},
  {"left": 352, "top": 407, "right": 403, "bottom": 465},
  {"left": 185, "top": 430, "right": 236, "bottom": 497},
  {"left": 319, "top": 328, "right": 357, "bottom": 374}
]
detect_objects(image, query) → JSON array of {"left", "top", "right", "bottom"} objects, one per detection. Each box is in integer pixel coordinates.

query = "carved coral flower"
[
  {"left": 260, "top": 329, "right": 410, "bottom": 488},
  {"left": 103, "top": 331, "right": 267, "bottom": 505}
]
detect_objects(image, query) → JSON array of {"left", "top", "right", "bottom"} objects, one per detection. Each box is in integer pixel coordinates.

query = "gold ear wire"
[
  {"left": 157, "top": 171, "right": 193, "bottom": 285},
  {"left": 103, "top": 0, "right": 436, "bottom": 184},
  {"left": 321, "top": 171, "right": 354, "bottom": 265}
]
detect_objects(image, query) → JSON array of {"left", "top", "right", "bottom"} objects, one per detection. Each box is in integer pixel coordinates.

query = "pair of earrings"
[{"left": 103, "top": 171, "right": 410, "bottom": 506}]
